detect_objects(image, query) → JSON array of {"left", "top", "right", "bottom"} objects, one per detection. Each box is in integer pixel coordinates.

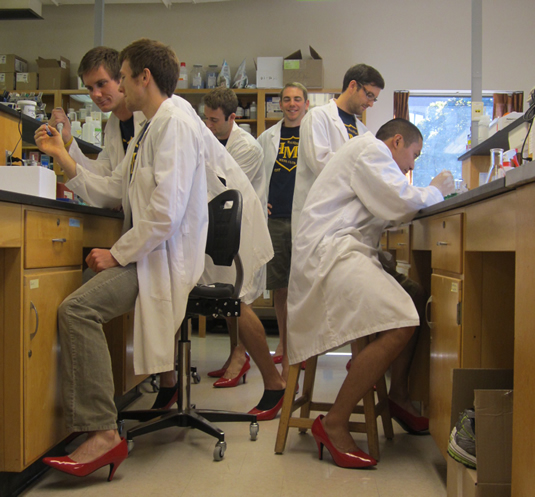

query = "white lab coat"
[
  {"left": 170, "top": 96, "right": 273, "bottom": 304},
  {"left": 257, "top": 119, "right": 283, "bottom": 204},
  {"left": 287, "top": 132, "right": 443, "bottom": 365},
  {"left": 226, "top": 122, "right": 266, "bottom": 208},
  {"left": 291, "top": 99, "right": 368, "bottom": 239},
  {"left": 68, "top": 113, "right": 143, "bottom": 176},
  {"left": 225, "top": 122, "right": 266, "bottom": 302},
  {"left": 66, "top": 99, "right": 208, "bottom": 374}
]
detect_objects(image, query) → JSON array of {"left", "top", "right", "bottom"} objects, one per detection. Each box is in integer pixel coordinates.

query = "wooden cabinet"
[
  {"left": 387, "top": 224, "right": 411, "bottom": 263},
  {"left": 428, "top": 274, "right": 462, "bottom": 459},
  {"left": 0, "top": 199, "right": 138, "bottom": 472},
  {"left": 23, "top": 269, "right": 81, "bottom": 466}
]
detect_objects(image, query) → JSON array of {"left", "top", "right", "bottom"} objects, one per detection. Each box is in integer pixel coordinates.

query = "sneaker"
[{"left": 448, "top": 408, "right": 476, "bottom": 468}]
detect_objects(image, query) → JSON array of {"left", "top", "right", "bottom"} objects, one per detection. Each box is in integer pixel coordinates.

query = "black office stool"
[{"left": 118, "top": 190, "right": 259, "bottom": 460}]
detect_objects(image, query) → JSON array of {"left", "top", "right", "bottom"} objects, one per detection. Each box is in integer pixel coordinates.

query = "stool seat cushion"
[{"left": 190, "top": 283, "right": 235, "bottom": 299}]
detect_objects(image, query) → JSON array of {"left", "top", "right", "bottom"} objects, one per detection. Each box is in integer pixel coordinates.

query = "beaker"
[{"left": 486, "top": 148, "right": 503, "bottom": 183}]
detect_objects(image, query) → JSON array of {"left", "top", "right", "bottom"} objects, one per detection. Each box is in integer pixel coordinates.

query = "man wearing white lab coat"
[
  {"left": 35, "top": 39, "right": 208, "bottom": 474},
  {"left": 257, "top": 82, "right": 309, "bottom": 380},
  {"left": 291, "top": 63, "right": 384, "bottom": 238},
  {"left": 287, "top": 119, "right": 454, "bottom": 467},
  {"left": 50, "top": 46, "right": 140, "bottom": 178}
]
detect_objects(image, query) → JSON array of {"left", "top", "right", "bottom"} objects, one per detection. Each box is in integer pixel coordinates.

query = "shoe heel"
[
  {"left": 315, "top": 439, "right": 324, "bottom": 460},
  {"left": 107, "top": 458, "right": 125, "bottom": 482},
  {"left": 242, "top": 373, "right": 247, "bottom": 384}
]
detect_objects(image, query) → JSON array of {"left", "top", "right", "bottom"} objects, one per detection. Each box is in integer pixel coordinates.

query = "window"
[{"left": 409, "top": 93, "right": 493, "bottom": 187}]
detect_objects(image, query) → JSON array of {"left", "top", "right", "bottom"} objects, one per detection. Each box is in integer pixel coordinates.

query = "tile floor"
[{"left": 22, "top": 334, "right": 447, "bottom": 497}]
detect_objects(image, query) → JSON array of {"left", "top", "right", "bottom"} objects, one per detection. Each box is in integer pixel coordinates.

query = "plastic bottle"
[
  {"left": 82, "top": 116, "right": 93, "bottom": 142},
  {"left": 70, "top": 120, "right": 82, "bottom": 139},
  {"left": 190, "top": 64, "right": 204, "bottom": 89},
  {"left": 478, "top": 114, "right": 490, "bottom": 142},
  {"left": 206, "top": 65, "right": 218, "bottom": 89},
  {"left": 67, "top": 108, "right": 77, "bottom": 122},
  {"left": 250, "top": 101, "right": 257, "bottom": 119},
  {"left": 236, "top": 104, "right": 244, "bottom": 119},
  {"left": 91, "top": 120, "right": 102, "bottom": 146},
  {"left": 177, "top": 62, "right": 188, "bottom": 89}
]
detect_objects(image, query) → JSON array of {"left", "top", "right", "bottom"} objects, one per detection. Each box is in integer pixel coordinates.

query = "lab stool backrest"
[{"left": 206, "top": 189, "right": 242, "bottom": 267}]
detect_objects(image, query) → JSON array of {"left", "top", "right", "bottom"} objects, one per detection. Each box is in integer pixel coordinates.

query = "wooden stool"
[{"left": 274, "top": 335, "right": 394, "bottom": 461}]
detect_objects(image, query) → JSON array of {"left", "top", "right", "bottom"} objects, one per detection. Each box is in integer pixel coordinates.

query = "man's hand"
[
  {"left": 35, "top": 124, "right": 65, "bottom": 158},
  {"left": 49, "top": 107, "right": 73, "bottom": 146},
  {"left": 430, "top": 170, "right": 455, "bottom": 196},
  {"left": 34, "top": 124, "right": 78, "bottom": 179},
  {"left": 86, "top": 249, "right": 120, "bottom": 273},
  {"left": 267, "top": 202, "right": 273, "bottom": 217}
]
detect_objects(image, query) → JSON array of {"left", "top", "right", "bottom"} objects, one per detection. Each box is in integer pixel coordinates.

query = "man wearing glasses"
[{"left": 291, "top": 63, "right": 384, "bottom": 235}]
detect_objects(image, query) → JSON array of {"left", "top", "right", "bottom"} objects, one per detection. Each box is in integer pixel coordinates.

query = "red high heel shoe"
[
  {"left": 213, "top": 357, "right": 250, "bottom": 388},
  {"left": 247, "top": 389, "right": 285, "bottom": 421},
  {"left": 311, "top": 415, "right": 377, "bottom": 469},
  {"left": 208, "top": 353, "right": 250, "bottom": 378},
  {"left": 272, "top": 355, "right": 283, "bottom": 364},
  {"left": 388, "top": 399, "right": 429, "bottom": 434},
  {"left": 42, "top": 437, "right": 128, "bottom": 481}
]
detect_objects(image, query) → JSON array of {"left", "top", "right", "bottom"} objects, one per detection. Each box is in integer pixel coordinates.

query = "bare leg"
[
  {"left": 228, "top": 303, "right": 285, "bottom": 391},
  {"left": 323, "top": 327, "right": 415, "bottom": 453},
  {"left": 68, "top": 430, "right": 122, "bottom": 463},
  {"left": 159, "top": 370, "right": 177, "bottom": 388},
  {"left": 273, "top": 287, "right": 289, "bottom": 380},
  {"left": 219, "top": 342, "right": 248, "bottom": 379},
  {"left": 388, "top": 327, "right": 421, "bottom": 416}
]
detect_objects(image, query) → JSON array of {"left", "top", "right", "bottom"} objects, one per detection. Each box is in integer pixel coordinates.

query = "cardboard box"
[
  {"left": 283, "top": 46, "right": 324, "bottom": 89},
  {"left": 447, "top": 369, "right": 514, "bottom": 497},
  {"left": 37, "top": 56, "right": 70, "bottom": 89},
  {"left": 16, "top": 72, "right": 38, "bottom": 90},
  {"left": 0, "top": 54, "right": 28, "bottom": 73},
  {"left": 252, "top": 290, "right": 273, "bottom": 308},
  {"left": 0, "top": 72, "right": 16, "bottom": 90},
  {"left": 256, "top": 57, "right": 283, "bottom": 89},
  {"left": 265, "top": 95, "right": 283, "bottom": 118}
]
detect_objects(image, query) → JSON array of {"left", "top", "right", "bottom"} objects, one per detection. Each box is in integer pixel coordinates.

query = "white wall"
[{"left": 1, "top": 0, "right": 534, "bottom": 132}]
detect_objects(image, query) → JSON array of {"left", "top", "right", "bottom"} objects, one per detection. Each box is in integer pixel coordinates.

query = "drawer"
[
  {"left": 0, "top": 202, "right": 22, "bottom": 247},
  {"left": 387, "top": 225, "right": 410, "bottom": 263},
  {"left": 430, "top": 213, "right": 463, "bottom": 273},
  {"left": 24, "top": 211, "right": 83, "bottom": 269}
]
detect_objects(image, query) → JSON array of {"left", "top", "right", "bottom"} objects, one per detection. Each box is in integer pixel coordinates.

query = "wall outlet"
[
  {"left": 471, "top": 101, "right": 485, "bottom": 121},
  {"left": 5, "top": 150, "right": 12, "bottom": 165}
]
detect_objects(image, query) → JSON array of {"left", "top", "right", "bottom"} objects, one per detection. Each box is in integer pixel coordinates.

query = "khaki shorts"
[{"left": 266, "top": 217, "right": 292, "bottom": 290}]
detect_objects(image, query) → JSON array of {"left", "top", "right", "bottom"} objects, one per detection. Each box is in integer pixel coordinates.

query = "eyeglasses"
[{"left": 358, "top": 84, "right": 378, "bottom": 103}]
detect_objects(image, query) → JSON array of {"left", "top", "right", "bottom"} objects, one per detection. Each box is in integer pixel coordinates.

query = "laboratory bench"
[
  {"left": 0, "top": 190, "right": 148, "bottom": 479},
  {"left": 386, "top": 163, "right": 535, "bottom": 497}
]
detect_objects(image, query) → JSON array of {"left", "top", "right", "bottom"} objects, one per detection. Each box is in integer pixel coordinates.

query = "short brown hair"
[
  {"left": 279, "top": 82, "right": 308, "bottom": 102},
  {"left": 342, "top": 64, "right": 385, "bottom": 92},
  {"left": 119, "top": 39, "right": 179, "bottom": 98},
  {"left": 203, "top": 87, "right": 238, "bottom": 120},
  {"left": 78, "top": 46, "right": 121, "bottom": 82}
]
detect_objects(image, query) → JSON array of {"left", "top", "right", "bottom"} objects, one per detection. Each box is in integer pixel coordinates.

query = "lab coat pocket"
[{"left": 147, "top": 248, "right": 172, "bottom": 301}]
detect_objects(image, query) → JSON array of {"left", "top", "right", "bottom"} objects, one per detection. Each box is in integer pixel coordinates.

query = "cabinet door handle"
[
  {"left": 425, "top": 295, "right": 434, "bottom": 329},
  {"left": 52, "top": 238, "right": 67, "bottom": 243},
  {"left": 30, "top": 301, "right": 39, "bottom": 340},
  {"left": 397, "top": 242, "right": 407, "bottom": 246},
  {"left": 436, "top": 241, "right": 448, "bottom": 246}
]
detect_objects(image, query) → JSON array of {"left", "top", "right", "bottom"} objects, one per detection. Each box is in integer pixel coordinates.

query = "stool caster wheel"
[
  {"left": 117, "top": 419, "right": 125, "bottom": 436},
  {"left": 191, "top": 367, "right": 201, "bottom": 384},
  {"left": 213, "top": 441, "right": 226, "bottom": 461},
  {"left": 127, "top": 439, "right": 134, "bottom": 453},
  {"left": 250, "top": 422, "right": 259, "bottom": 441},
  {"left": 150, "top": 374, "right": 159, "bottom": 392}
]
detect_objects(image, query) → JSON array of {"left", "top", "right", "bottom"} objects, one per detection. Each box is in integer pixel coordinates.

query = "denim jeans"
[{"left": 57, "top": 264, "right": 138, "bottom": 432}]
